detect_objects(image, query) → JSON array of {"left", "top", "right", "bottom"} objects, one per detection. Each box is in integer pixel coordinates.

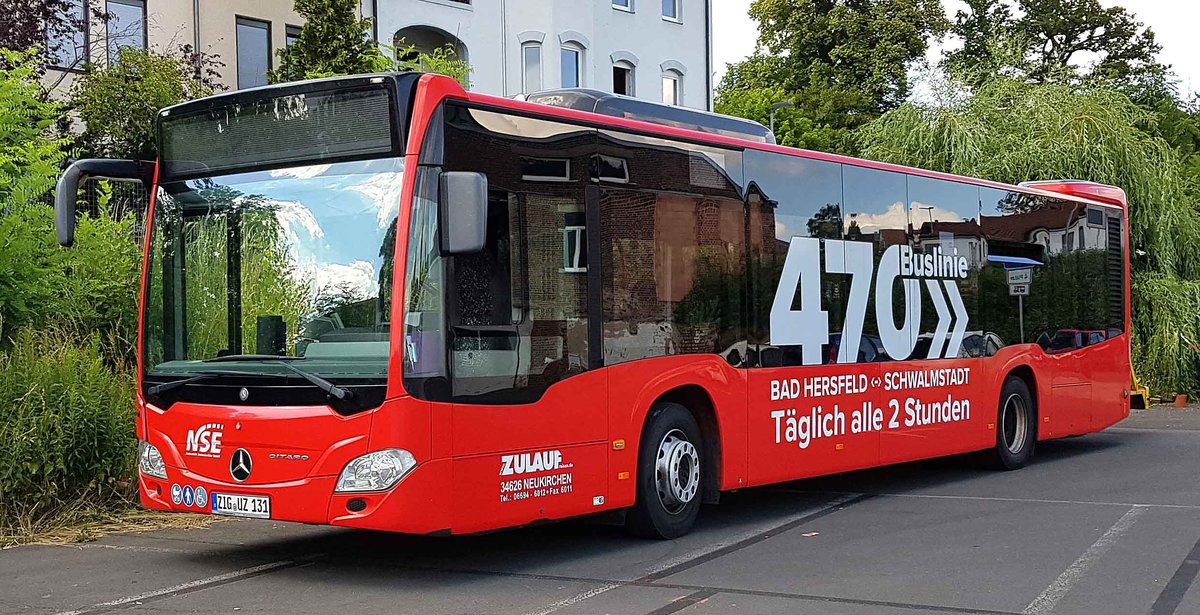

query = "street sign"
[
  {"left": 1007, "top": 268, "right": 1032, "bottom": 284},
  {"left": 1009, "top": 283, "right": 1030, "bottom": 296}
]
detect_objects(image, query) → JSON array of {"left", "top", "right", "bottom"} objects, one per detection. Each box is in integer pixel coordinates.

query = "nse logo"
[
  {"left": 500, "top": 450, "right": 570, "bottom": 476},
  {"left": 184, "top": 423, "right": 224, "bottom": 458}
]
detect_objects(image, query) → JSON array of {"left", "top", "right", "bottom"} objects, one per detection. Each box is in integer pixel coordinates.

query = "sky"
[{"left": 712, "top": 0, "right": 1200, "bottom": 98}]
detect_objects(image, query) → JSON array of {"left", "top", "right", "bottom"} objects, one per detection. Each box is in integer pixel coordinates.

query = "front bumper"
[{"left": 139, "top": 457, "right": 451, "bottom": 534}]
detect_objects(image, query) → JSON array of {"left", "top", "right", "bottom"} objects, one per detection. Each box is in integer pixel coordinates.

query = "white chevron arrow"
[
  {"left": 925, "top": 279, "right": 950, "bottom": 359},
  {"left": 942, "top": 280, "right": 968, "bottom": 358}
]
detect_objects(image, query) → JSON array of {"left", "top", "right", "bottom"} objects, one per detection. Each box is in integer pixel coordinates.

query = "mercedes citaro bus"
[{"left": 55, "top": 73, "right": 1131, "bottom": 538}]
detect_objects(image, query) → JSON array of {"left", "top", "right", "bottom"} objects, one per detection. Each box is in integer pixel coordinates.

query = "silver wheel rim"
[
  {"left": 654, "top": 429, "right": 700, "bottom": 515},
  {"left": 1001, "top": 393, "right": 1029, "bottom": 455}
]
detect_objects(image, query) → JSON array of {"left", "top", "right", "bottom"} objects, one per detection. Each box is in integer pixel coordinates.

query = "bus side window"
[
  {"left": 596, "top": 129, "right": 745, "bottom": 367},
  {"left": 440, "top": 104, "right": 594, "bottom": 403}
]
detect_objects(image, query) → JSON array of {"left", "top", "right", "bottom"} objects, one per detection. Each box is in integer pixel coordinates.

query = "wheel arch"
[
  {"left": 652, "top": 385, "right": 722, "bottom": 504},
  {"left": 1004, "top": 364, "right": 1039, "bottom": 437}
]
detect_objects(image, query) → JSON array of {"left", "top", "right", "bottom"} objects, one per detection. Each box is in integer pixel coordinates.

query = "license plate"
[{"left": 212, "top": 492, "right": 271, "bottom": 519}]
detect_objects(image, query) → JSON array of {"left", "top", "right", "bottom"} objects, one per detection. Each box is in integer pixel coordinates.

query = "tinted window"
[
  {"left": 979, "top": 189, "right": 1122, "bottom": 351},
  {"left": 907, "top": 175, "right": 982, "bottom": 359},
  {"left": 745, "top": 150, "right": 843, "bottom": 366},
  {"left": 842, "top": 166, "right": 913, "bottom": 361},
  {"left": 597, "top": 130, "right": 744, "bottom": 366},
  {"left": 440, "top": 106, "right": 595, "bottom": 402}
]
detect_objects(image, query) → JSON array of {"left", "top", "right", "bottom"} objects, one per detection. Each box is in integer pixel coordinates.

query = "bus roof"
[{"left": 462, "top": 86, "right": 1126, "bottom": 212}]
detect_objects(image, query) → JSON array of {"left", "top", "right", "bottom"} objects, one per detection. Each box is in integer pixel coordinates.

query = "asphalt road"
[{"left": 5, "top": 407, "right": 1200, "bottom": 615}]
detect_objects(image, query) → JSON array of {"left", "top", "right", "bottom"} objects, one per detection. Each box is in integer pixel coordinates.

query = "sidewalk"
[{"left": 1118, "top": 402, "right": 1200, "bottom": 430}]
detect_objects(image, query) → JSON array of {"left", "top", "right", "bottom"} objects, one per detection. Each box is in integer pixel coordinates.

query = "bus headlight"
[
  {"left": 138, "top": 441, "right": 167, "bottom": 479},
  {"left": 335, "top": 449, "right": 417, "bottom": 492}
]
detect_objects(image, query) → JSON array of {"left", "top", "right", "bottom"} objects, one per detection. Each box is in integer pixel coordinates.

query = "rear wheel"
[
  {"left": 982, "top": 376, "right": 1035, "bottom": 469},
  {"left": 625, "top": 403, "right": 703, "bottom": 539}
]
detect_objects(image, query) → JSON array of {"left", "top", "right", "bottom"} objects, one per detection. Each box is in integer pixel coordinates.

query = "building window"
[
  {"left": 612, "top": 0, "right": 633, "bottom": 11},
  {"left": 285, "top": 25, "right": 302, "bottom": 47},
  {"left": 613, "top": 62, "right": 633, "bottom": 96},
  {"left": 1078, "top": 225, "right": 1085, "bottom": 249},
  {"left": 522, "top": 43, "right": 542, "bottom": 93},
  {"left": 106, "top": 0, "right": 146, "bottom": 63},
  {"left": 236, "top": 17, "right": 271, "bottom": 89},
  {"left": 521, "top": 157, "right": 570, "bottom": 182},
  {"left": 562, "top": 214, "right": 588, "bottom": 273},
  {"left": 662, "top": 0, "right": 680, "bottom": 21},
  {"left": 48, "top": 0, "right": 87, "bottom": 69},
  {"left": 662, "top": 70, "right": 681, "bottom": 105},
  {"left": 360, "top": 0, "right": 377, "bottom": 40},
  {"left": 561, "top": 44, "right": 582, "bottom": 88},
  {"left": 594, "top": 155, "right": 630, "bottom": 183}
]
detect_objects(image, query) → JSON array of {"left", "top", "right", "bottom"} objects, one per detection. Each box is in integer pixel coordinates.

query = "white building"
[{"left": 374, "top": 0, "right": 714, "bottom": 110}]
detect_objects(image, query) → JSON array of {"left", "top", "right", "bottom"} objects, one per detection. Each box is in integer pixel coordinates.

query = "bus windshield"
[{"left": 142, "top": 158, "right": 403, "bottom": 386}]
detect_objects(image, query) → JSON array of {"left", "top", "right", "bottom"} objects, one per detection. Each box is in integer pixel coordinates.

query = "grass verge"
[{"left": 1, "top": 496, "right": 218, "bottom": 548}]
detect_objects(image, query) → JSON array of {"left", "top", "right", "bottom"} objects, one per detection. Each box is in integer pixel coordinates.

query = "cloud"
[
  {"left": 314, "top": 261, "right": 379, "bottom": 301},
  {"left": 344, "top": 172, "right": 406, "bottom": 229},
  {"left": 269, "top": 164, "right": 332, "bottom": 180}
]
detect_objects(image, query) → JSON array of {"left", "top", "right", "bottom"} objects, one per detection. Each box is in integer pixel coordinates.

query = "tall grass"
[{"left": 0, "top": 327, "right": 136, "bottom": 530}]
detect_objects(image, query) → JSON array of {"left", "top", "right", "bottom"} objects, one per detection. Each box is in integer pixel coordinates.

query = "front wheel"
[
  {"left": 625, "top": 403, "right": 703, "bottom": 539},
  {"left": 982, "top": 376, "right": 1036, "bottom": 470}
]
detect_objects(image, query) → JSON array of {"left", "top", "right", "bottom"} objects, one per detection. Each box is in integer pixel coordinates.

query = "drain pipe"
[
  {"left": 192, "top": 0, "right": 201, "bottom": 78},
  {"left": 501, "top": 0, "right": 509, "bottom": 95},
  {"left": 704, "top": 0, "right": 712, "bottom": 110}
]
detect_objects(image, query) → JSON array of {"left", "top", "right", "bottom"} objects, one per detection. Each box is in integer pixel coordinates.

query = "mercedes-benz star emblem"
[
  {"left": 238, "top": 387, "right": 250, "bottom": 402},
  {"left": 230, "top": 448, "right": 252, "bottom": 482}
]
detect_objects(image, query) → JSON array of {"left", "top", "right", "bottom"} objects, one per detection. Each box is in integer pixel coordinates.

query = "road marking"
[
  {"left": 1022, "top": 505, "right": 1146, "bottom": 614},
  {"left": 644, "top": 589, "right": 716, "bottom": 615},
  {"left": 53, "top": 559, "right": 305, "bottom": 615},
  {"left": 524, "top": 582, "right": 623, "bottom": 615},
  {"left": 779, "top": 489, "right": 1200, "bottom": 510},
  {"left": 1149, "top": 534, "right": 1200, "bottom": 615},
  {"left": 523, "top": 493, "right": 866, "bottom": 615},
  {"left": 53, "top": 543, "right": 189, "bottom": 554}
]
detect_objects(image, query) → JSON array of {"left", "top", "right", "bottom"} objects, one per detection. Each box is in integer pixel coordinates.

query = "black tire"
[
  {"left": 625, "top": 403, "right": 703, "bottom": 539},
  {"left": 981, "top": 376, "right": 1036, "bottom": 470}
]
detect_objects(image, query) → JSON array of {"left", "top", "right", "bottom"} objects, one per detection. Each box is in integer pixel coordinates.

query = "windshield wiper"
[
  {"left": 199, "top": 356, "right": 354, "bottom": 401},
  {"left": 146, "top": 369, "right": 288, "bottom": 396},
  {"left": 272, "top": 361, "right": 354, "bottom": 401}
]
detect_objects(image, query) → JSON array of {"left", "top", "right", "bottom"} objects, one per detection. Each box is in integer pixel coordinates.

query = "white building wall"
[{"left": 375, "top": 0, "right": 712, "bottom": 109}]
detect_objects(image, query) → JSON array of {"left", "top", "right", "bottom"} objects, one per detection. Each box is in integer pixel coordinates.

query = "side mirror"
[
  {"left": 439, "top": 171, "right": 488, "bottom": 254},
  {"left": 55, "top": 158, "right": 150, "bottom": 246}
]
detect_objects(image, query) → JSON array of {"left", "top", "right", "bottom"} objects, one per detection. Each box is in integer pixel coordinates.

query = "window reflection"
[{"left": 597, "top": 129, "right": 745, "bottom": 366}]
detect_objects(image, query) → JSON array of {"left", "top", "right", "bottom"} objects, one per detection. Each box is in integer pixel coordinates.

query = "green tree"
[
  {"left": 70, "top": 47, "right": 216, "bottom": 160},
  {"left": 944, "top": 0, "right": 1169, "bottom": 99},
  {"left": 716, "top": 0, "right": 947, "bottom": 154},
  {"left": 270, "top": 0, "right": 391, "bottom": 83},
  {"left": 859, "top": 78, "right": 1200, "bottom": 394},
  {"left": 395, "top": 42, "right": 472, "bottom": 88},
  {"left": 0, "top": 49, "right": 65, "bottom": 212},
  {"left": 714, "top": 84, "right": 847, "bottom": 152}
]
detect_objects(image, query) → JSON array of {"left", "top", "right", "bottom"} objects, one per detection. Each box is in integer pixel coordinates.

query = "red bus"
[{"left": 55, "top": 73, "right": 1131, "bottom": 539}]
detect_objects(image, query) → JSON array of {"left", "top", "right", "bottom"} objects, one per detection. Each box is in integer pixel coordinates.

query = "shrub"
[
  {"left": 0, "top": 327, "right": 135, "bottom": 525},
  {"left": 0, "top": 200, "right": 140, "bottom": 360}
]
